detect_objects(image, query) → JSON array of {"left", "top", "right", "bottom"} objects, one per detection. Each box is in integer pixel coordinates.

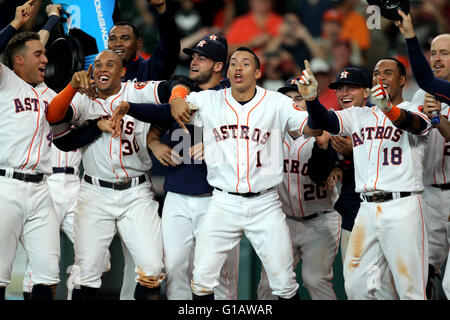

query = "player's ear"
[
  {"left": 363, "top": 87, "right": 370, "bottom": 99},
  {"left": 399, "top": 74, "right": 406, "bottom": 88},
  {"left": 120, "top": 67, "right": 126, "bottom": 78},
  {"left": 14, "top": 54, "right": 25, "bottom": 66},
  {"left": 213, "top": 61, "right": 224, "bottom": 73},
  {"left": 255, "top": 68, "right": 262, "bottom": 80}
]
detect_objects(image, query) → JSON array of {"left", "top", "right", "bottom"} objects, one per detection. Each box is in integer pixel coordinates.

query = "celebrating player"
[
  {"left": 410, "top": 32, "right": 450, "bottom": 299},
  {"left": 299, "top": 58, "right": 431, "bottom": 299},
  {"left": 256, "top": 77, "right": 341, "bottom": 300},
  {"left": 171, "top": 47, "right": 322, "bottom": 299},
  {"left": 0, "top": 31, "right": 61, "bottom": 300},
  {"left": 45, "top": 49, "right": 189, "bottom": 300},
  {"left": 146, "top": 34, "right": 240, "bottom": 300}
]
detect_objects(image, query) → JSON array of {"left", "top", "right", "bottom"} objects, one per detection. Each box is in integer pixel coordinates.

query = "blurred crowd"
[{"left": 1, "top": 0, "right": 449, "bottom": 104}]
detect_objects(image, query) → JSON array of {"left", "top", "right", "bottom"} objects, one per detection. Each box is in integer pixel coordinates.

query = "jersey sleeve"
[
  {"left": 279, "top": 94, "right": 308, "bottom": 135},
  {"left": 402, "top": 102, "right": 432, "bottom": 136},
  {"left": 126, "top": 80, "right": 162, "bottom": 104},
  {"left": 0, "top": 63, "right": 14, "bottom": 88},
  {"left": 332, "top": 107, "right": 361, "bottom": 137},
  {"left": 70, "top": 93, "right": 91, "bottom": 125}
]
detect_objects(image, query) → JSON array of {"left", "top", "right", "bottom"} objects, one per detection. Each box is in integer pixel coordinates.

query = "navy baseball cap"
[
  {"left": 278, "top": 76, "right": 300, "bottom": 94},
  {"left": 329, "top": 67, "right": 371, "bottom": 89},
  {"left": 183, "top": 33, "right": 228, "bottom": 63},
  {"left": 366, "top": 0, "right": 410, "bottom": 21}
]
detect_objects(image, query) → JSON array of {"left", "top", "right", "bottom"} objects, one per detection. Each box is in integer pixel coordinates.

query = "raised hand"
[
  {"left": 394, "top": 9, "right": 415, "bottom": 39},
  {"left": 370, "top": 76, "right": 392, "bottom": 113},
  {"left": 45, "top": 4, "right": 62, "bottom": 17},
  {"left": 70, "top": 64, "right": 94, "bottom": 91},
  {"left": 315, "top": 131, "right": 331, "bottom": 150},
  {"left": 297, "top": 60, "right": 318, "bottom": 100},
  {"left": 422, "top": 93, "right": 441, "bottom": 120},
  {"left": 11, "top": 0, "right": 34, "bottom": 30},
  {"left": 97, "top": 119, "right": 115, "bottom": 135}
]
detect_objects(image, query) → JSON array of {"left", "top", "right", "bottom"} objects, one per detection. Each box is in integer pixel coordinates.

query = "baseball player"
[
  {"left": 316, "top": 67, "right": 371, "bottom": 264},
  {"left": 46, "top": 50, "right": 184, "bottom": 300},
  {"left": 146, "top": 34, "right": 240, "bottom": 300},
  {"left": 171, "top": 47, "right": 322, "bottom": 299},
  {"left": 299, "top": 57, "right": 431, "bottom": 299},
  {"left": 0, "top": 32, "right": 60, "bottom": 300},
  {"left": 256, "top": 77, "right": 341, "bottom": 300},
  {"left": 411, "top": 35, "right": 450, "bottom": 299}
]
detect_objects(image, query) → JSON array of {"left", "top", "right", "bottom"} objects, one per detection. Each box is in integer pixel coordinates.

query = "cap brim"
[{"left": 278, "top": 87, "right": 298, "bottom": 94}]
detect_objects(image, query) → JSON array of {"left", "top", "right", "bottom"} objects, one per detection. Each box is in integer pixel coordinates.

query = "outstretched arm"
[
  {"left": 47, "top": 65, "right": 94, "bottom": 123},
  {"left": 0, "top": 0, "right": 35, "bottom": 52},
  {"left": 395, "top": 9, "right": 450, "bottom": 104},
  {"left": 370, "top": 77, "right": 429, "bottom": 135},
  {"left": 38, "top": 4, "right": 62, "bottom": 47},
  {"left": 139, "top": 0, "right": 181, "bottom": 81}
]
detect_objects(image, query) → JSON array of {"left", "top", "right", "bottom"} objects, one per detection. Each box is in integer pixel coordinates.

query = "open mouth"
[
  {"left": 114, "top": 49, "right": 125, "bottom": 57},
  {"left": 98, "top": 75, "right": 110, "bottom": 84},
  {"left": 234, "top": 74, "right": 243, "bottom": 83},
  {"left": 38, "top": 66, "right": 46, "bottom": 77},
  {"left": 433, "top": 64, "right": 445, "bottom": 71}
]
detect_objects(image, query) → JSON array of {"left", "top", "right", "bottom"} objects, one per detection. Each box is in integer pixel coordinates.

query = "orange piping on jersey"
[
  {"left": 109, "top": 90, "right": 129, "bottom": 178},
  {"left": 245, "top": 89, "right": 266, "bottom": 192},
  {"left": 334, "top": 111, "right": 344, "bottom": 134},
  {"left": 154, "top": 81, "right": 161, "bottom": 104},
  {"left": 418, "top": 196, "right": 426, "bottom": 299},
  {"left": 41, "top": 87, "right": 48, "bottom": 95},
  {"left": 32, "top": 123, "right": 44, "bottom": 170},
  {"left": 373, "top": 115, "right": 387, "bottom": 190},
  {"left": 94, "top": 99, "right": 108, "bottom": 115},
  {"left": 296, "top": 138, "right": 311, "bottom": 217},
  {"left": 299, "top": 117, "right": 308, "bottom": 136},
  {"left": 109, "top": 137, "right": 119, "bottom": 179},
  {"left": 364, "top": 109, "right": 379, "bottom": 191},
  {"left": 224, "top": 89, "right": 240, "bottom": 192},
  {"left": 118, "top": 137, "right": 129, "bottom": 179},
  {"left": 21, "top": 87, "right": 40, "bottom": 171},
  {"left": 283, "top": 139, "right": 296, "bottom": 217}
]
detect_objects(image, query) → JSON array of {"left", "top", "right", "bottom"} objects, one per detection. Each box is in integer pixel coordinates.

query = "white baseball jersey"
[
  {"left": 412, "top": 89, "right": 450, "bottom": 186},
  {"left": 187, "top": 86, "right": 309, "bottom": 193},
  {"left": 279, "top": 134, "right": 338, "bottom": 218},
  {"left": 333, "top": 101, "right": 431, "bottom": 193},
  {"left": 53, "top": 81, "right": 162, "bottom": 180},
  {"left": 52, "top": 147, "right": 82, "bottom": 170},
  {"left": 0, "top": 63, "right": 56, "bottom": 174}
]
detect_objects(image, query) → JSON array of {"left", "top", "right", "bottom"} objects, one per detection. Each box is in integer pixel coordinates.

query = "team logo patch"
[
  {"left": 197, "top": 40, "right": 207, "bottom": 47},
  {"left": 340, "top": 71, "right": 349, "bottom": 79},
  {"left": 134, "top": 81, "right": 150, "bottom": 90}
]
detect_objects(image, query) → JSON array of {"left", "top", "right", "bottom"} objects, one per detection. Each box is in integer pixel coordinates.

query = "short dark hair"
[
  {"left": 5, "top": 31, "right": 41, "bottom": 68},
  {"left": 110, "top": 21, "right": 141, "bottom": 39},
  {"left": 380, "top": 57, "right": 407, "bottom": 76},
  {"left": 234, "top": 47, "right": 261, "bottom": 70}
]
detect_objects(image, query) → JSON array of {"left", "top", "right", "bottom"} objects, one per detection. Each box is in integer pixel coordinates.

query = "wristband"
[
  {"left": 383, "top": 104, "right": 401, "bottom": 122},
  {"left": 169, "top": 86, "right": 189, "bottom": 102}
]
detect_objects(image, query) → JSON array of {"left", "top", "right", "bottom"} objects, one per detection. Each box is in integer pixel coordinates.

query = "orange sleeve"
[{"left": 46, "top": 83, "right": 77, "bottom": 123}]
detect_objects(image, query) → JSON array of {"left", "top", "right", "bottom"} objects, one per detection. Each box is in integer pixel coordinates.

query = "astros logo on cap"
[
  {"left": 209, "top": 34, "right": 218, "bottom": 40},
  {"left": 340, "top": 71, "right": 349, "bottom": 79},
  {"left": 197, "top": 40, "right": 207, "bottom": 47}
]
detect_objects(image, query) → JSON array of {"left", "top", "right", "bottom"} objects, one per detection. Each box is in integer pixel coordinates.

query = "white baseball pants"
[
  {"left": 191, "top": 189, "right": 299, "bottom": 299},
  {"left": 257, "top": 211, "right": 341, "bottom": 300},
  {"left": 344, "top": 194, "right": 428, "bottom": 300},
  {"left": 162, "top": 191, "right": 240, "bottom": 300},
  {"left": 0, "top": 176, "right": 60, "bottom": 287},
  {"left": 71, "top": 179, "right": 164, "bottom": 289}
]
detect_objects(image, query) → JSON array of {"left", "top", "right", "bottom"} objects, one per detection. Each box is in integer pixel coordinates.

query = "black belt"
[
  {"left": 0, "top": 169, "right": 44, "bottom": 183},
  {"left": 431, "top": 183, "right": 450, "bottom": 190},
  {"left": 214, "top": 187, "right": 274, "bottom": 198},
  {"left": 84, "top": 174, "right": 146, "bottom": 190},
  {"left": 52, "top": 167, "right": 75, "bottom": 174},
  {"left": 363, "top": 192, "right": 411, "bottom": 203},
  {"left": 287, "top": 210, "right": 333, "bottom": 221}
]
